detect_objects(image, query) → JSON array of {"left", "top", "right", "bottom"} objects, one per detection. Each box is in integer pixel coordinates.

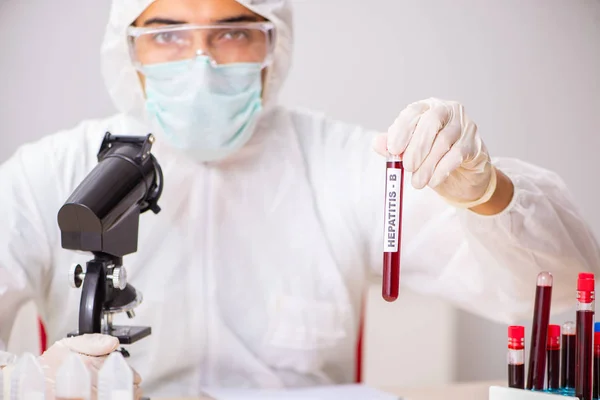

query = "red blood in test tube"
[
  {"left": 561, "top": 321, "right": 576, "bottom": 391},
  {"left": 576, "top": 272, "right": 595, "bottom": 400},
  {"left": 526, "top": 271, "right": 553, "bottom": 391},
  {"left": 382, "top": 156, "right": 404, "bottom": 302},
  {"left": 508, "top": 325, "right": 525, "bottom": 389},
  {"left": 547, "top": 324, "right": 561, "bottom": 391}
]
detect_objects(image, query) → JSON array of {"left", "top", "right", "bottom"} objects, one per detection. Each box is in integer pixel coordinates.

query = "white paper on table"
[{"left": 202, "top": 384, "right": 402, "bottom": 400}]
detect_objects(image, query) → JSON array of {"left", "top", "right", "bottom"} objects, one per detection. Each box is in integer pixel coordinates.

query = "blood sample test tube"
[
  {"left": 561, "top": 321, "right": 576, "bottom": 393},
  {"left": 508, "top": 325, "right": 525, "bottom": 389},
  {"left": 547, "top": 324, "right": 561, "bottom": 392},
  {"left": 382, "top": 154, "right": 404, "bottom": 302},
  {"left": 593, "top": 322, "right": 600, "bottom": 399},
  {"left": 526, "top": 271, "right": 553, "bottom": 391},
  {"left": 575, "top": 272, "right": 595, "bottom": 400}
]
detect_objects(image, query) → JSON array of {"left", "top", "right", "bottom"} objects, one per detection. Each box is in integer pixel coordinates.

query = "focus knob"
[
  {"left": 110, "top": 267, "right": 127, "bottom": 290},
  {"left": 69, "top": 264, "right": 85, "bottom": 289}
]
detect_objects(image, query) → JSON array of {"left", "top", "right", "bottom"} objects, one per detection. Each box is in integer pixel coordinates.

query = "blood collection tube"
[
  {"left": 382, "top": 154, "right": 404, "bottom": 302},
  {"left": 593, "top": 322, "right": 600, "bottom": 400},
  {"left": 547, "top": 324, "right": 561, "bottom": 392},
  {"left": 508, "top": 325, "right": 525, "bottom": 389},
  {"left": 575, "top": 272, "right": 595, "bottom": 400},
  {"left": 526, "top": 271, "right": 553, "bottom": 391},
  {"left": 561, "top": 321, "right": 576, "bottom": 393}
]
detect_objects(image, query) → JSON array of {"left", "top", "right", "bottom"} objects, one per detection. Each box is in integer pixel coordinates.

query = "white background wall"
[{"left": 1, "top": 0, "right": 600, "bottom": 386}]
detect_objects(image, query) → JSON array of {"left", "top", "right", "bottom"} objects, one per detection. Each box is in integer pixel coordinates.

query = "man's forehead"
[{"left": 135, "top": 0, "right": 264, "bottom": 25}]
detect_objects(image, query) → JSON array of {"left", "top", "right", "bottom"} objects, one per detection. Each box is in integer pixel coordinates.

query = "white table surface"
[
  {"left": 383, "top": 380, "right": 506, "bottom": 399},
  {"left": 165, "top": 380, "right": 506, "bottom": 400}
]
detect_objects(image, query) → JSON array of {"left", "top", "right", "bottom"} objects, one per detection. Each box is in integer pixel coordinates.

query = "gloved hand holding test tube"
[{"left": 376, "top": 98, "right": 500, "bottom": 302}]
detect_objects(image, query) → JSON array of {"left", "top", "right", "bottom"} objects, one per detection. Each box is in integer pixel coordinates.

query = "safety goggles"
[{"left": 127, "top": 22, "right": 276, "bottom": 69}]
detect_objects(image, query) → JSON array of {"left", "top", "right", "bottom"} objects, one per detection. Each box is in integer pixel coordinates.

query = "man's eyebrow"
[
  {"left": 141, "top": 15, "right": 261, "bottom": 27},
  {"left": 215, "top": 15, "right": 262, "bottom": 24},
  {"left": 143, "top": 18, "right": 187, "bottom": 26}
]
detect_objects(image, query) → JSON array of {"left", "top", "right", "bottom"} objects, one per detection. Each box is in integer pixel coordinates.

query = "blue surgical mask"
[{"left": 140, "top": 56, "right": 263, "bottom": 162}]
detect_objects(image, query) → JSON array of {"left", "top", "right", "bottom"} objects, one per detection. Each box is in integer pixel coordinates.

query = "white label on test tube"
[
  {"left": 384, "top": 168, "right": 402, "bottom": 252},
  {"left": 110, "top": 390, "right": 132, "bottom": 400}
]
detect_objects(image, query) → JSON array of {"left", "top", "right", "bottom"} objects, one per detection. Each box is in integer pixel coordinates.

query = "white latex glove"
[
  {"left": 38, "top": 334, "right": 142, "bottom": 400},
  {"left": 373, "top": 97, "right": 497, "bottom": 208}
]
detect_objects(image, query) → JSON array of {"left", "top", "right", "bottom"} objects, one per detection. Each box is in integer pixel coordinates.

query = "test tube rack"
[{"left": 489, "top": 386, "right": 579, "bottom": 399}]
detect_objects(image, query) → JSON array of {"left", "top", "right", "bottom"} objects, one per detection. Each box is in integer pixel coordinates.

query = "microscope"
[{"left": 57, "top": 132, "right": 164, "bottom": 347}]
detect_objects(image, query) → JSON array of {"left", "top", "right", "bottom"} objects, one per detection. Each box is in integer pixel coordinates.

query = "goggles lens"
[{"left": 128, "top": 22, "right": 275, "bottom": 68}]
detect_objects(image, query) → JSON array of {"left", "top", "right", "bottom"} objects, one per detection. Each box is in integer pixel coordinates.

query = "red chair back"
[{"left": 38, "top": 318, "right": 47, "bottom": 354}]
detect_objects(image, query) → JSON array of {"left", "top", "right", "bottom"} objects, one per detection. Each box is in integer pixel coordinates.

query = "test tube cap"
[
  {"left": 547, "top": 324, "right": 561, "bottom": 338},
  {"left": 595, "top": 322, "right": 600, "bottom": 333},
  {"left": 508, "top": 325, "right": 524, "bottom": 339},
  {"left": 98, "top": 352, "right": 134, "bottom": 400},
  {"left": 536, "top": 271, "right": 553, "bottom": 287},
  {"left": 578, "top": 272, "right": 595, "bottom": 291},
  {"left": 55, "top": 353, "right": 91, "bottom": 400},
  {"left": 562, "top": 321, "right": 576, "bottom": 335},
  {"left": 10, "top": 353, "right": 45, "bottom": 400}
]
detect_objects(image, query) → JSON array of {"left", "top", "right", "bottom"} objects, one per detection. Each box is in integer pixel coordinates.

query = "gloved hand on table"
[
  {"left": 373, "top": 97, "right": 499, "bottom": 209},
  {"left": 2, "top": 334, "right": 142, "bottom": 400},
  {"left": 39, "top": 334, "right": 143, "bottom": 400}
]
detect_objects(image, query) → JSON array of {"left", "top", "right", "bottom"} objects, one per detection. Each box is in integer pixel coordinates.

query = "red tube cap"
[
  {"left": 509, "top": 325, "right": 525, "bottom": 339},
  {"left": 578, "top": 272, "right": 595, "bottom": 292},
  {"left": 595, "top": 331, "right": 600, "bottom": 343},
  {"left": 548, "top": 324, "right": 561, "bottom": 339}
]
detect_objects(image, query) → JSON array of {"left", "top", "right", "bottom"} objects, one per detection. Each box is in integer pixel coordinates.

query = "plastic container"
[
  {"left": 1, "top": 351, "right": 17, "bottom": 400},
  {"left": 98, "top": 352, "right": 133, "bottom": 400},
  {"left": 9, "top": 353, "right": 45, "bottom": 400},
  {"left": 55, "top": 354, "right": 91, "bottom": 400}
]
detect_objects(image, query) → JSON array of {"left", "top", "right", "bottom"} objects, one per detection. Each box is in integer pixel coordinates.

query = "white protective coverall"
[{"left": 1, "top": 0, "right": 600, "bottom": 397}]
